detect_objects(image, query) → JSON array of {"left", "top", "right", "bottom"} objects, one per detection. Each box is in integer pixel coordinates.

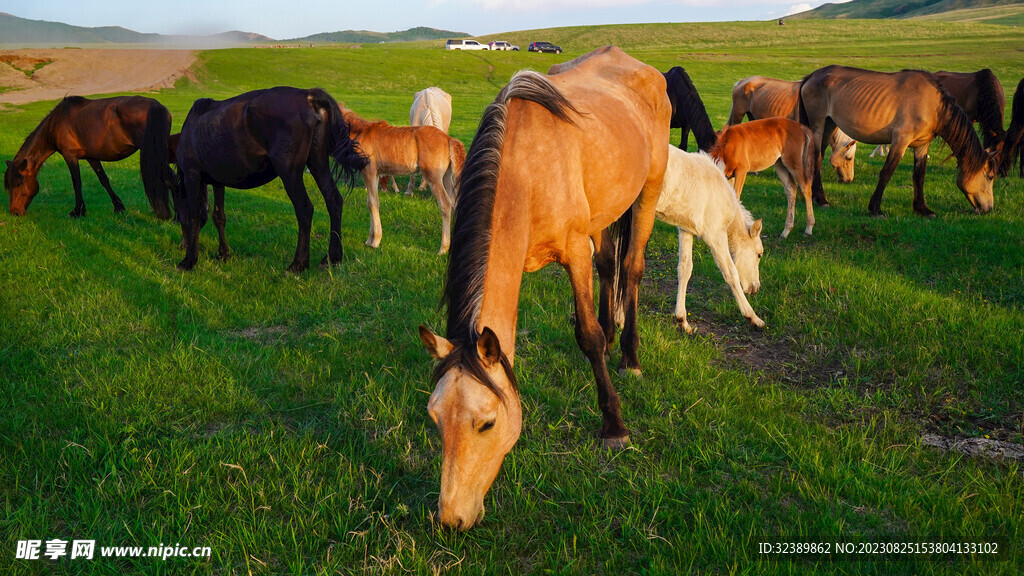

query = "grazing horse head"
[
  {"left": 4, "top": 158, "right": 38, "bottom": 215},
  {"left": 956, "top": 149, "right": 998, "bottom": 214},
  {"left": 731, "top": 216, "right": 764, "bottom": 295},
  {"left": 419, "top": 326, "right": 522, "bottom": 530},
  {"left": 829, "top": 137, "right": 857, "bottom": 183}
]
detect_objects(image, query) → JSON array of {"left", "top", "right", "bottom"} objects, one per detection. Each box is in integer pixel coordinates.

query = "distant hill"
[
  {"left": 0, "top": 12, "right": 272, "bottom": 45},
  {"left": 288, "top": 27, "right": 469, "bottom": 44},
  {"left": 788, "top": 0, "right": 1024, "bottom": 20}
]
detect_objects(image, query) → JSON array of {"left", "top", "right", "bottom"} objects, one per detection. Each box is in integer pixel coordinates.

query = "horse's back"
[{"left": 657, "top": 148, "right": 736, "bottom": 235}]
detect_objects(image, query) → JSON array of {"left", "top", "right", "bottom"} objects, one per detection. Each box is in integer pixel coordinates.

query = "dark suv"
[{"left": 528, "top": 41, "right": 562, "bottom": 54}]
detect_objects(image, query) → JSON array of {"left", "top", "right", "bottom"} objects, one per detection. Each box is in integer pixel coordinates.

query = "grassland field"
[{"left": 1, "top": 19, "right": 1023, "bottom": 575}]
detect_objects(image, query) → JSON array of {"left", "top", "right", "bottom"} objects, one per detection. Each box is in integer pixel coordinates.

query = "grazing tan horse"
[
  {"left": 5, "top": 95, "right": 175, "bottom": 219},
  {"left": 418, "top": 46, "right": 670, "bottom": 530},
  {"left": 799, "top": 65, "right": 998, "bottom": 216},
  {"left": 711, "top": 117, "right": 818, "bottom": 238},
  {"left": 340, "top": 107, "right": 466, "bottom": 254},
  {"left": 729, "top": 75, "right": 857, "bottom": 186},
  {"left": 656, "top": 147, "right": 764, "bottom": 334},
  {"left": 870, "top": 69, "right": 1006, "bottom": 162}
]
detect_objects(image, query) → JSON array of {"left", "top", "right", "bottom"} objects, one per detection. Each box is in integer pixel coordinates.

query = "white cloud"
[{"left": 786, "top": 2, "right": 812, "bottom": 15}]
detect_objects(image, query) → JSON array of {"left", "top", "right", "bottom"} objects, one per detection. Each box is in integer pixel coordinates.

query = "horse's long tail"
[
  {"left": 309, "top": 88, "right": 368, "bottom": 189},
  {"left": 1000, "top": 77, "right": 1024, "bottom": 177},
  {"left": 608, "top": 206, "right": 634, "bottom": 329},
  {"left": 445, "top": 136, "right": 467, "bottom": 203},
  {"left": 797, "top": 75, "right": 827, "bottom": 204},
  {"left": 139, "top": 101, "right": 175, "bottom": 220}
]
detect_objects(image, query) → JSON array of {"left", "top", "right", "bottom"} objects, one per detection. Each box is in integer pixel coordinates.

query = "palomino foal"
[
  {"left": 711, "top": 117, "right": 818, "bottom": 238},
  {"left": 656, "top": 147, "right": 765, "bottom": 334}
]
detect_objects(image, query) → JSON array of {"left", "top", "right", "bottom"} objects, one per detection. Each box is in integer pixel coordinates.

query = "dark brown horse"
[
  {"left": 175, "top": 87, "right": 367, "bottom": 272},
  {"left": 934, "top": 69, "right": 1006, "bottom": 151},
  {"left": 663, "top": 66, "right": 716, "bottom": 152},
  {"left": 1000, "top": 77, "right": 1024, "bottom": 177},
  {"left": 799, "top": 65, "right": 998, "bottom": 216},
  {"left": 4, "top": 95, "right": 175, "bottom": 219}
]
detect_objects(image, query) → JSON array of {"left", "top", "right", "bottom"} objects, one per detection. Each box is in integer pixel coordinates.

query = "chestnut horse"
[
  {"left": 175, "top": 87, "right": 367, "bottom": 272},
  {"left": 4, "top": 95, "right": 175, "bottom": 219},
  {"left": 729, "top": 75, "right": 857, "bottom": 186},
  {"left": 418, "top": 47, "right": 670, "bottom": 530},
  {"left": 656, "top": 147, "right": 764, "bottom": 334},
  {"left": 340, "top": 106, "right": 466, "bottom": 254},
  {"left": 663, "top": 66, "right": 716, "bottom": 152},
  {"left": 400, "top": 86, "right": 454, "bottom": 194},
  {"left": 799, "top": 65, "right": 997, "bottom": 216},
  {"left": 711, "top": 117, "right": 818, "bottom": 238}
]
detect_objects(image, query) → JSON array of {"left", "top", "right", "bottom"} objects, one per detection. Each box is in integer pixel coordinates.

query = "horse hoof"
[
  {"left": 618, "top": 367, "right": 642, "bottom": 378},
  {"left": 217, "top": 250, "right": 231, "bottom": 261},
  {"left": 602, "top": 436, "right": 630, "bottom": 450},
  {"left": 287, "top": 262, "right": 309, "bottom": 274},
  {"left": 779, "top": 231, "right": 791, "bottom": 239},
  {"left": 674, "top": 318, "right": 695, "bottom": 334},
  {"left": 69, "top": 209, "right": 85, "bottom": 218},
  {"left": 870, "top": 212, "right": 887, "bottom": 219},
  {"left": 365, "top": 239, "right": 380, "bottom": 249},
  {"left": 751, "top": 317, "right": 766, "bottom": 329},
  {"left": 177, "top": 260, "right": 196, "bottom": 272},
  {"left": 114, "top": 205, "right": 126, "bottom": 213}
]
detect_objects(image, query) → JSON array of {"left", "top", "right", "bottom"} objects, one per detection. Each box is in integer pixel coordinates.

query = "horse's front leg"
[
  {"left": 706, "top": 231, "right": 764, "bottom": 328},
  {"left": 674, "top": 228, "right": 695, "bottom": 334},
  {"left": 911, "top": 144, "right": 934, "bottom": 217},
  {"left": 868, "top": 142, "right": 909, "bottom": 217},
  {"left": 562, "top": 235, "right": 629, "bottom": 449},
  {"left": 86, "top": 160, "right": 125, "bottom": 213},
  {"left": 63, "top": 154, "right": 86, "bottom": 218}
]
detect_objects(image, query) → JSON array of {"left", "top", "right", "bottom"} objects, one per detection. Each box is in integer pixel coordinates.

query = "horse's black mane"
[
  {"left": 663, "top": 67, "right": 716, "bottom": 152},
  {"left": 1002, "top": 77, "right": 1024, "bottom": 176},
  {"left": 927, "top": 72, "right": 990, "bottom": 175},
  {"left": 13, "top": 96, "right": 85, "bottom": 159},
  {"left": 437, "top": 70, "right": 578, "bottom": 399}
]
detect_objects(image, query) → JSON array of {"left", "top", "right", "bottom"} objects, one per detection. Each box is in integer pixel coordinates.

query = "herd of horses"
[{"left": 5, "top": 45, "right": 1024, "bottom": 531}]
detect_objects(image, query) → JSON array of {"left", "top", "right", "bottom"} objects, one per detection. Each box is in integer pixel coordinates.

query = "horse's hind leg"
[
  {"left": 212, "top": 184, "right": 230, "bottom": 260},
  {"left": 87, "top": 160, "right": 125, "bottom": 213},
  {"left": 423, "top": 168, "right": 451, "bottom": 254},
  {"left": 594, "top": 230, "right": 617, "bottom": 350},
  {"left": 364, "top": 167, "right": 384, "bottom": 249},
  {"left": 911, "top": 144, "right": 934, "bottom": 217},
  {"left": 774, "top": 162, "right": 797, "bottom": 238},
  {"left": 617, "top": 197, "right": 659, "bottom": 375},
  {"left": 63, "top": 155, "right": 86, "bottom": 218},
  {"left": 674, "top": 228, "right": 695, "bottom": 334},
  {"left": 279, "top": 169, "right": 315, "bottom": 273},
  {"left": 308, "top": 159, "right": 344, "bottom": 266},
  {"left": 562, "top": 234, "right": 629, "bottom": 448}
]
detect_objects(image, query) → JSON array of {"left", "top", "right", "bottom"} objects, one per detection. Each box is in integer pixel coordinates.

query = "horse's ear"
[
  {"left": 419, "top": 325, "right": 454, "bottom": 360},
  {"left": 750, "top": 219, "right": 763, "bottom": 238},
  {"left": 843, "top": 141, "right": 856, "bottom": 152},
  {"left": 477, "top": 327, "right": 503, "bottom": 366}
]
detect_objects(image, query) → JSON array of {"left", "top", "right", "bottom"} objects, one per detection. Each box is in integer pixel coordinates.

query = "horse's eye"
[{"left": 479, "top": 421, "right": 495, "bottom": 433}]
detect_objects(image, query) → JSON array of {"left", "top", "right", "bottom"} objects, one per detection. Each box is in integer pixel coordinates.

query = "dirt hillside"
[{"left": 0, "top": 49, "right": 196, "bottom": 105}]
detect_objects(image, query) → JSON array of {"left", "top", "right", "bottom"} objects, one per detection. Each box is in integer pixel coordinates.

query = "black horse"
[
  {"left": 663, "top": 67, "right": 716, "bottom": 152},
  {"left": 175, "top": 87, "right": 368, "bottom": 272}
]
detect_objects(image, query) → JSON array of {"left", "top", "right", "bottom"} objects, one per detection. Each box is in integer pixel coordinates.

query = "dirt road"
[{"left": 0, "top": 49, "right": 196, "bottom": 105}]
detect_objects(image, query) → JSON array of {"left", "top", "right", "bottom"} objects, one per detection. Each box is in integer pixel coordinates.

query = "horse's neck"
[
  {"left": 724, "top": 198, "right": 749, "bottom": 243},
  {"left": 16, "top": 128, "right": 56, "bottom": 171},
  {"left": 475, "top": 193, "right": 531, "bottom": 364}
]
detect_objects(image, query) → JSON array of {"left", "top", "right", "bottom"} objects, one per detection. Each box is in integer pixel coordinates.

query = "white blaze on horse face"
[
  {"left": 419, "top": 326, "right": 522, "bottom": 531},
  {"left": 732, "top": 219, "right": 764, "bottom": 295}
]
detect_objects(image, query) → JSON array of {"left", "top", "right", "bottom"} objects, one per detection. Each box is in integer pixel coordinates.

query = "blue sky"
[{"left": 1, "top": 0, "right": 846, "bottom": 39}]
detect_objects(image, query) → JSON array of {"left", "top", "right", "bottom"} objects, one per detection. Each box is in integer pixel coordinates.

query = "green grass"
[{"left": 1, "top": 20, "right": 1023, "bottom": 575}]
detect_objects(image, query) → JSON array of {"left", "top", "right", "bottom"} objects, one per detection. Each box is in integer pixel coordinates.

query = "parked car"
[
  {"left": 445, "top": 39, "right": 489, "bottom": 50},
  {"left": 528, "top": 41, "right": 562, "bottom": 54},
  {"left": 488, "top": 40, "right": 520, "bottom": 51}
]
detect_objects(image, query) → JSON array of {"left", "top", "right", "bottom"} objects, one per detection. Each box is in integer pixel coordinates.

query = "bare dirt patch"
[{"left": 0, "top": 49, "right": 196, "bottom": 105}]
